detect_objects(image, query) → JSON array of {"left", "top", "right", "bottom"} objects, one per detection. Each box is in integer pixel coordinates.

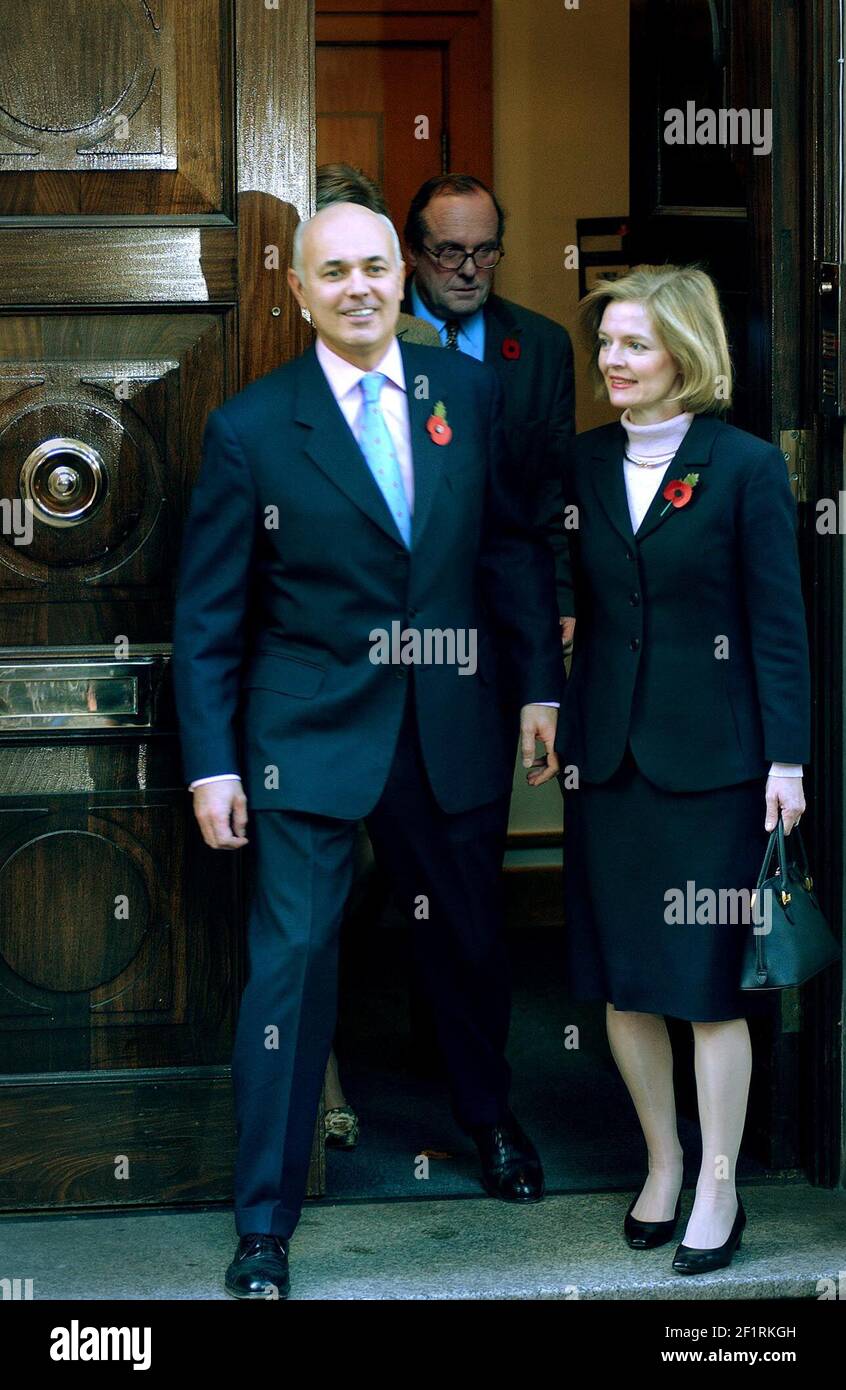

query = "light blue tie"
[{"left": 357, "top": 372, "right": 412, "bottom": 546}]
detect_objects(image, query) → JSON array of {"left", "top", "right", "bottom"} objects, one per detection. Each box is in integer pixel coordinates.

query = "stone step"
[{"left": 1, "top": 1180, "right": 844, "bottom": 1300}]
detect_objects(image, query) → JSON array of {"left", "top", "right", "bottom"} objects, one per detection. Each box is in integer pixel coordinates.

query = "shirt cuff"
[
  {"left": 768, "top": 763, "right": 803, "bottom": 777},
  {"left": 189, "top": 774, "right": 242, "bottom": 791},
  {"left": 533, "top": 702, "right": 560, "bottom": 708}
]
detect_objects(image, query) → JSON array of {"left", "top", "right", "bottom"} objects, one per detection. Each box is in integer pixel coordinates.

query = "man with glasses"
[
  {"left": 400, "top": 176, "right": 576, "bottom": 1099},
  {"left": 403, "top": 174, "right": 576, "bottom": 649}
]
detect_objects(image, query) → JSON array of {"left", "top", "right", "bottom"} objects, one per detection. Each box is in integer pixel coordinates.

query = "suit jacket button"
[
  {"left": 629, "top": 592, "right": 641, "bottom": 605},
  {"left": 629, "top": 637, "right": 640, "bottom": 651},
  {"left": 625, "top": 549, "right": 635, "bottom": 561},
  {"left": 394, "top": 668, "right": 407, "bottom": 679}
]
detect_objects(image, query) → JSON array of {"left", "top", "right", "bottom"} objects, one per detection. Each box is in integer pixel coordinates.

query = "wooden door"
[
  {"left": 0, "top": 0, "right": 317, "bottom": 1213},
  {"left": 805, "top": 0, "right": 845, "bottom": 1189},
  {"left": 316, "top": 0, "right": 492, "bottom": 229},
  {"left": 630, "top": 0, "right": 843, "bottom": 1184},
  {"left": 317, "top": 45, "right": 445, "bottom": 227}
]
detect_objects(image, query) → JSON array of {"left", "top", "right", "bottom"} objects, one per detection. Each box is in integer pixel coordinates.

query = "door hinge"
[{"left": 779, "top": 429, "right": 813, "bottom": 504}]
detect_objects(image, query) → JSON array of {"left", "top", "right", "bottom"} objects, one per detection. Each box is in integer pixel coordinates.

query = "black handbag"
[{"left": 741, "top": 815, "right": 841, "bottom": 991}]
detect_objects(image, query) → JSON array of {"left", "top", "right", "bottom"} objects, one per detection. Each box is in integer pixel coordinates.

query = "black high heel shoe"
[
  {"left": 672, "top": 1198, "right": 746, "bottom": 1275},
  {"left": 624, "top": 1192, "right": 682, "bottom": 1249}
]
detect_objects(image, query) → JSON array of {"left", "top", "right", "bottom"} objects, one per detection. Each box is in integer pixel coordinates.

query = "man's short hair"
[
  {"left": 316, "top": 163, "right": 390, "bottom": 216},
  {"left": 404, "top": 175, "right": 506, "bottom": 253},
  {"left": 292, "top": 206, "right": 403, "bottom": 278}
]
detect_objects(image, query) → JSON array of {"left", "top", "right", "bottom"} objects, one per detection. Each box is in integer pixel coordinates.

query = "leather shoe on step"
[
  {"left": 672, "top": 1198, "right": 746, "bottom": 1275},
  {"left": 470, "top": 1111, "right": 545, "bottom": 1202},
  {"left": 624, "top": 1194, "right": 682, "bottom": 1249},
  {"left": 225, "top": 1233, "right": 290, "bottom": 1299}
]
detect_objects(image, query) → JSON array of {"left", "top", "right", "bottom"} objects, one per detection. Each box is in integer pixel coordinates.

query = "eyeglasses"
[{"left": 421, "top": 243, "right": 504, "bottom": 271}]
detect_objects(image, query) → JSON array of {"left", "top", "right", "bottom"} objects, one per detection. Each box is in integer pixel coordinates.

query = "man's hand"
[
  {"left": 193, "top": 779, "right": 249, "bottom": 849},
  {"left": 560, "top": 616, "right": 576, "bottom": 652},
  {"left": 521, "top": 704, "right": 559, "bottom": 787},
  {"left": 765, "top": 775, "right": 805, "bottom": 835}
]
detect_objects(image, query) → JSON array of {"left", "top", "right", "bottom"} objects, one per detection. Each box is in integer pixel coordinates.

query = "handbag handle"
[
  {"left": 755, "top": 821, "right": 788, "bottom": 897},
  {"left": 755, "top": 813, "right": 812, "bottom": 905},
  {"left": 787, "top": 821, "right": 813, "bottom": 886},
  {"left": 751, "top": 814, "right": 802, "bottom": 981}
]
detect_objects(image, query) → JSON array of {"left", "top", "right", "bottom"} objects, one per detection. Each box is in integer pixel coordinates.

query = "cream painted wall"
[
  {"left": 492, "top": 0, "right": 629, "bottom": 852},
  {"left": 492, "top": 0, "right": 630, "bottom": 433}
]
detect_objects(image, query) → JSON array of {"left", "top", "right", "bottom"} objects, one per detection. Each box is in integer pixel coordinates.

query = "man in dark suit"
[
  {"left": 402, "top": 173, "right": 577, "bottom": 648},
  {"left": 314, "top": 163, "right": 438, "bottom": 1146},
  {"left": 172, "top": 202, "right": 564, "bottom": 1298}
]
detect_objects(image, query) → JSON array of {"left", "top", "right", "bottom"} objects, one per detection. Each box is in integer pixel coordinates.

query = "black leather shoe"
[
  {"left": 225, "top": 1233, "right": 290, "bottom": 1299},
  {"left": 470, "top": 1111, "right": 545, "bottom": 1202},
  {"left": 672, "top": 1199, "right": 746, "bottom": 1275},
  {"left": 624, "top": 1194, "right": 682, "bottom": 1249}
]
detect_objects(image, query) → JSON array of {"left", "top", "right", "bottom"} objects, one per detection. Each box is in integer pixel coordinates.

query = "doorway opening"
[{"left": 314, "top": 0, "right": 844, "bottom": 1208}]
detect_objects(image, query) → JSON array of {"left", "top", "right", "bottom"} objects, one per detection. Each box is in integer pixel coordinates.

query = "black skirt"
[{"left": 562, "top": 745, "right": 771, "bottom": 1022}]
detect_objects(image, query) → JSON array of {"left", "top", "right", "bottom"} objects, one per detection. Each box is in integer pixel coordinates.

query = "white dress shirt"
[{"left": 315, "top": 335, "right": 414, "bottom": 510}]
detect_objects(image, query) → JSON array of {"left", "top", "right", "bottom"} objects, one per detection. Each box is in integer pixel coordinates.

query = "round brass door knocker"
[{"left": 19, "top": 437, "right": 108, "bottom": 528}]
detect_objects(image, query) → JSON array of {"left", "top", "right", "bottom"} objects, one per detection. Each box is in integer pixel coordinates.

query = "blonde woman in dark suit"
[{"left": 550, "top": 266, "right": 810, "bottom": 1273}]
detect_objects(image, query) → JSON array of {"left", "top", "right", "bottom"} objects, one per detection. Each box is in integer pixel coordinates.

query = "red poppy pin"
[
  {"left": 502, "top": 337, "right": 521, "bottom": 361},
  {"left": 660, "top": 472, "right": 700, "bottom": 517},
  {"left": 426, "top": 400, "right": 453, "bottom": 446}
]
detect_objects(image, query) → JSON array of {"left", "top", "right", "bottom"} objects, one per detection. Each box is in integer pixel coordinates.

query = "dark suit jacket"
[
  {"left": 402, "top": 288, "right": 576, "bottom": 569},
  {"left": 551, "top": 413, "right": 811, "bottom": 790},
  {"left": 172, "top": 340, "right": 564, "bottom": 818}
]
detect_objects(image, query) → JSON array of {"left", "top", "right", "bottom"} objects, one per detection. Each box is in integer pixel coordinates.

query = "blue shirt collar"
[{"left": 410, "top": 282, "right": 486, "bottom": 361}]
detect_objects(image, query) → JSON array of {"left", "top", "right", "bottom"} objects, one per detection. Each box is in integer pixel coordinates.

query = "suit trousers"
[{"left": 231, "top": 685, "right": 514, "bottom": 1238}]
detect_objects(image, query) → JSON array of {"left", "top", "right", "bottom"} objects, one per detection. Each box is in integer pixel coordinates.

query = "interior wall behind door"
[
  {"left": 492, "top": 0, "right": 630, "bottom": 433},
  {"left": 317, "top": 45, "right": 445, "bottom": 230},
  {"left": 316, "top": 0, "right": 492, "bottom": 230}
]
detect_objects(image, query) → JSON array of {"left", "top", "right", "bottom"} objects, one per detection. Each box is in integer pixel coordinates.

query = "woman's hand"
[{"left": 765, "top": 776, "right": 805, "bottom": 835}]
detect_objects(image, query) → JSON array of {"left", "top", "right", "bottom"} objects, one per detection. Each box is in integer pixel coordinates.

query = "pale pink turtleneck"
[{"left": 620, "top": 408, "right": 695, "bottom": 532}]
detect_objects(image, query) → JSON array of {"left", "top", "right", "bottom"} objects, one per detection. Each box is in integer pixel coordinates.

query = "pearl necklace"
[{"left": 624, "top": 450, "right": 677, "bottom": 469}]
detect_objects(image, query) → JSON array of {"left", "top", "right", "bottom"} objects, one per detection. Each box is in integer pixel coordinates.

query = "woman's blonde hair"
[{"left": 580, "top": 264, "right": 733, "bottom": 413}]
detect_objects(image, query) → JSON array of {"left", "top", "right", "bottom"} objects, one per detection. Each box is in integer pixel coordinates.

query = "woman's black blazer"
[{"left": 552, "top": 412, "right": 811, "bottom": 790}]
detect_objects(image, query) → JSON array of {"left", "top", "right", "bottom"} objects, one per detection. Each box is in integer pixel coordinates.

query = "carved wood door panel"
[{"left": 0, "top": 0, "right": 317, "bottom": 1212}]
